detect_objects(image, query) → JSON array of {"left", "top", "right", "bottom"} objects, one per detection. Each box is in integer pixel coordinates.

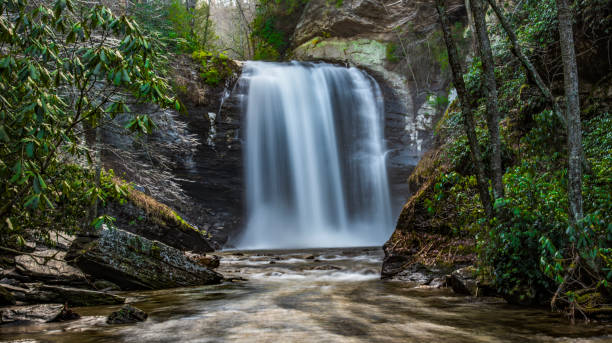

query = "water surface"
[{"left": 1, "top": 248, "right": 611, "bottom": 342}]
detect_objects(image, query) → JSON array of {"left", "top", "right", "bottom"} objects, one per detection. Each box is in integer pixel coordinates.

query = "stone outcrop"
[
  {"left": 381, "top": 144, "right": 476, "bottom": 280},
  {"left": 67, "top": 227, "right": 223, "bottom": 290},
  {"left": 169, "top": 57, "right": 244, "bottom": 247},
  {"left": 100, "top": 55, "right": 243, "bottom": 249}
]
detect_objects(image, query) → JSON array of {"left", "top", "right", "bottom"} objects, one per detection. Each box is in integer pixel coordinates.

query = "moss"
[
  {"left": 293, "top": 38, "right": 387, "bottom": 67},
  {"left": 386, "top": 43, "right": 400, "bottom": 63},
  {"left": 191, "top": 51, "right": 237, "bottom": 87},
  {"left": 150, "top": 242, "right": 161, "bottom": 258},
  {"left": 112, "top": 179, "right": 206, "bottom": 237}
]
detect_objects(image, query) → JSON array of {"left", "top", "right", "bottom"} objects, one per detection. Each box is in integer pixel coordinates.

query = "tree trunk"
[
  {"left": 435, "top": 0, "right": 493, "bottom": 218},
  {"left": 235, "top": 0, "right": 253, "bottom": 59},
  {"left": 556, "top": 0, "right": 583, "bottom": 223},
  {"left": 470, "top": 0, "right": 504, "bottom": 199},
  {"left": 202, "top": 0, "right": 212, "bottom": 50},
  {"left": 485, "top": 0, "right": 567, "bottom": 127}
]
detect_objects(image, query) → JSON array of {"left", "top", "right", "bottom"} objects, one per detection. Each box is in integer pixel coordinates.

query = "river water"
[{"left": 1, "top": 248, "right": 611, "bottom": 342}]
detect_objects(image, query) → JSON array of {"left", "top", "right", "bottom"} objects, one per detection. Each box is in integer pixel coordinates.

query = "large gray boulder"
[
  {"left": 68, "top": 227, "right": 223, "bottom": 290},
  {"left": 0, "top": 304, "right": 75, "bottom": 324},
  {"left": 14, "top": 249, "right": 88, "bottom": 286}
]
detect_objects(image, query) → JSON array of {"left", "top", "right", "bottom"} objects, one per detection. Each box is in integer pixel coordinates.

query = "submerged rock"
[
  {"left": 68, "top": 227, "right": 223, "bottom": 290},
  {"left": 50, "top": 305, "right": 81, "bottom": 322},
  {"left": 186, "top": 253, "right": 220, "bottom": 269},
  {"left": 0, "top": 304, "right": 76, "bottom": 324},
  {"left": 107, "top": 304, "right": 148, "bottom": 324}
]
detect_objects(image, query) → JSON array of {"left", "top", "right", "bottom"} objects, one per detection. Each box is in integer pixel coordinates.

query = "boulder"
[
  {"left": 185, "top": 253, "right": 220, "bottom": 269},
  {"left": 392, "top": 263, "right": 437, "bottom": 285},
  {"left": 107, "top": 304, "right": 148, "bottom": 324},
  {"left": 447, "top": 266, "right": 478, "bottom": 295},
  {"left": 50, "top": 305, "right": 81, "bottom": 322},
  {"left": 446, "top": 266, "right": 501, "bottom": 297},
  {"left": 0, "top": 304, "right": 76, "bottom": 324},
  {"left": 14, "top": 249, "right": 88, "bottom": 286},
  {"left": 106, "top": 196, "right": 215, "bottom": 254},
  {"left": 68, "top": 227, "right": 223, "bottom": 290}
]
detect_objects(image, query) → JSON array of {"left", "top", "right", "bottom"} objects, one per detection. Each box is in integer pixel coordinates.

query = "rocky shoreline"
[{"left": 0, "top": 223, "right": 223, "bottom": 327}]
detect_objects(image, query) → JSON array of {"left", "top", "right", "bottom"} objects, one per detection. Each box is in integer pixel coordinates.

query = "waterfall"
[{"left": 235, "top": 61, "right": 393, "bottom": 249}]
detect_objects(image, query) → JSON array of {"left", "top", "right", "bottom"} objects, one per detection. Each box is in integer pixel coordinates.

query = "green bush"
[
  {"left": 191, "top": 50, "right": 234, "bottom": 86},
  {"left": 386, "top": 43, "right": 401, "bottom": 63},
  {"left": 251, "top": 0, "right": 309, "bottom": 60}
]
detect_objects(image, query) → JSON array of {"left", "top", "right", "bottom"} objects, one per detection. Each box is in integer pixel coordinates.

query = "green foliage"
[
  {"left": 429, "top": 21, "right": 467, "bottom": 72},
  {"left": 166, "top": 0, "right": 218, "bottom": 53},
  {"left": 251, "top": 0, "right": 309, "bottom": 60},
  {"left": 479, "top": 111, "right": 610, "bottom": 302},
  {"left": 481, "top": 161, "right": 567, "bottom": 301},
  {"left": 515, "top": 0, "right": 559, "bottom": 47},
  {"left": 0, "top": 0, "right": 177, "bottom": 245},
  {"left": 131, "top": 0, "right": 217, "bottom": 54},
  {"left": 191, "top": 50, "right": 233, "bottom": 86},
  {"left": 386, "top": 43, "right": 400, "bottom": 63},
  {"left": 427, "top": 172, "right": 484, "bottom": 235},
  {"left": 252, "top": 16, "right": 286, "bottom": 60},
  {"left": 424, "top": 0, "right": 612, "bottom": 308}
]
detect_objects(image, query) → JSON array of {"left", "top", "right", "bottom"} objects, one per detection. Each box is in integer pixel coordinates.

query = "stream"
[{"left": 1, "top": 247, "right": 611, "bottom": 342}]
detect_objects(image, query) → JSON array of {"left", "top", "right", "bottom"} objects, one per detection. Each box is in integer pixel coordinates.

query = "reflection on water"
[{"left": 1, "top": 247, "right": 611, "bottom": 342}]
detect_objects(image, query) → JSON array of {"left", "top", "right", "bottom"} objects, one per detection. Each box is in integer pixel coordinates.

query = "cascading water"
[{"left": 236, "top": 61, "right": 393, "bottom": 249}]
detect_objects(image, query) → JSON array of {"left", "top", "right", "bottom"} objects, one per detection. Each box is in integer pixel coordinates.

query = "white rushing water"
[{"left": 236, "top": 61, "right": 393, "bottom": 249}]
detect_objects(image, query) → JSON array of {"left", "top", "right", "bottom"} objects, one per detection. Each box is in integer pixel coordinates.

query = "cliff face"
[
  {"left": 290, "top": 0, "right": 468, "bottom": 214},
  {"left": 101, "top": 56, "right": 244, "bottom": 249},
  {"left": 170, "top": 57, "right": 244, "bottom": 247}
]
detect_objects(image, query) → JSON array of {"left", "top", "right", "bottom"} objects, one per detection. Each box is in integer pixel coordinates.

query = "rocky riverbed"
[{"left": 1, "top": 247, "right": 610, "bottom": 342}]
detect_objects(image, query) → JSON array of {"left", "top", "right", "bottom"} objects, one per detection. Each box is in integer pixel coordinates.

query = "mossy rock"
[{"left": 107, "top": 304, "right": 147, "bottom": 324}]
